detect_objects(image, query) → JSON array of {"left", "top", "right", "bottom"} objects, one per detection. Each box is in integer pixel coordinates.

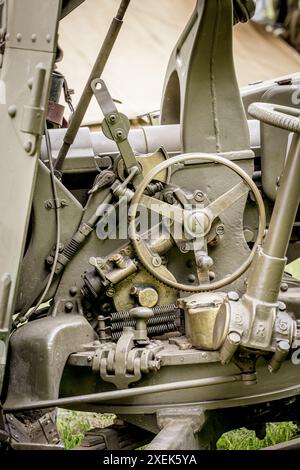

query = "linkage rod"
[
  {"left": 4, "top": 374, "right": 242, "bottom": 412},
  {"left": 55, "top": 0, "right": 131, "bottom": 171}
]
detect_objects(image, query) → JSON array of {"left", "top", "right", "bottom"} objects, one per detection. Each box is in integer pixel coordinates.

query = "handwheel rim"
[{"left": 129, "top": 153, "right": 266, "bottom": 292}]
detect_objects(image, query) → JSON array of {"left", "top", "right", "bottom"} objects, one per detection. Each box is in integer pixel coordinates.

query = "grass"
[
  {"left": 58, "top": 261, "right": 300, "bottom": 450},
  {"left": 217, "top": 422, "right": 300, "bottom": 450},
  {"left": 57, "top": 412, "right": 300, "bottom": 450},
  {"left": 57, "top": 410, "right": 115, "bottom": 450}
]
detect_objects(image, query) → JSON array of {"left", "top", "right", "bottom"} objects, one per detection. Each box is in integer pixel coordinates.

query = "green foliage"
[
  {"left": 217, "top": 422, "right": 300, "bottom": 450},
  {"left": 57, "top": 410, "right": 115, "bottom": 450}
]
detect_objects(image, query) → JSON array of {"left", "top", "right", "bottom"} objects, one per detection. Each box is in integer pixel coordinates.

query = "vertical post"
[{"left": 0, "top": 0, "right": 62, "bottom": 395}]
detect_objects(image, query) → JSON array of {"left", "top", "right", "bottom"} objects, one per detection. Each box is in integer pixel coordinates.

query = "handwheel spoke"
[
  {"left": 193, "top": 239, "right": 211, "bottom": 284},
  {"left": 138, "top": 194, "right": 185, "bottom": 225},
  {"left": 205, "top": 181, "right": 249, "bottom": 221}
]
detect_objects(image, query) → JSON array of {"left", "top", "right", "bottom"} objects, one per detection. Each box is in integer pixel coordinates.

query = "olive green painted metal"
[
  {"left": 161, "top": 0, "right": 250, "bottom": 154},
  {"left": 2, "top": 0, "right": 300, "bottom": 451},
  {"left": 0, "top": 0, "right": 62, "bottom": 396},
  {"left": 55, "top": 0, "right": 131, "bottom": 172}
]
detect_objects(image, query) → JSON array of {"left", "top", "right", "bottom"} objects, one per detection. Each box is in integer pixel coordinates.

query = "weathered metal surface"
[{"left": 1, "top": 0, "right": 300, "bottom": 451}]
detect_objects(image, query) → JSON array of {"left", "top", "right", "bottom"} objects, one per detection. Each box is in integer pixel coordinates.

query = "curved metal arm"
[{"left": 248, "top": 102, "right": 300, "bottom": 134}]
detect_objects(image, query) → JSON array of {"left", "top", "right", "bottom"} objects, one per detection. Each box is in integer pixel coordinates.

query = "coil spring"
[
  {"left": 62, "top": 238, "right": 80, "bottom": 261},
  {"left": 145, "top": 182, "right": 164, "bottom": 196},
  {"left": 110, "top": 304, "right": 177, "bottom": 322},
  {"left": 110, "top": 313, "right": 177, "bottom": 332},
  {"left": 111, "top": 322, "right": 175, "bottom": 341}
]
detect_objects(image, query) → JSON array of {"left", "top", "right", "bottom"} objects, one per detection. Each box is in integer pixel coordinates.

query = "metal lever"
[{"left": 91, "top": 78, "right": 142, "bottom": 186}]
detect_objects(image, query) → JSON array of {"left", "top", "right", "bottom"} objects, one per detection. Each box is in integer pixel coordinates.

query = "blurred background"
[{"left": 58, "top": 0, "right": 300, "bottom": 124}]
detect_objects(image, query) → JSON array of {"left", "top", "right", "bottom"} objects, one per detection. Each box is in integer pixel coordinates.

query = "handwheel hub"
[{"left": 184, "top": 209, "right": 212, "bottom": 240}]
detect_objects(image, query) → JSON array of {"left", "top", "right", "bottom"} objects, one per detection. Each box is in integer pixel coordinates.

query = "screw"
[
  {"left": 216, "top": 225, "right": 225, "bottom": 236},
  {"left": 109, "top": 114, "right": 117, "bottom": 123},
  {"left": 65, "top": 302, "right": 74, "bottom": 313},
  {"left": 194, "top": 190, "right": 205, "bottom": 202},
  {"left": 152, "top": 256, "right": 162, "bottom": 267},
  {"left": 8, "top": 105, "right": 17, "bottom": 118}
]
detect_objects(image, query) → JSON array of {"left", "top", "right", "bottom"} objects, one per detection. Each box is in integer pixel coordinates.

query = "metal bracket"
[
  {"left": 20, "top": 63, "right": 46, "bottom": 156},
  {"left": 147, "top": 407, "right": 207, "bottom": 450},
  {"left": 91, "top": 78, "right": 142, "bottom": 184}
]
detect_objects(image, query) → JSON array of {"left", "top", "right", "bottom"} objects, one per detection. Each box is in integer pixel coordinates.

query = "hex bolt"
[{"left": 64, "top": 302, "right": 74, "bottom": 313}]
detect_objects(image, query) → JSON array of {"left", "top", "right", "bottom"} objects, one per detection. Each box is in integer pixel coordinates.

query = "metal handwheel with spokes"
[{"left": 129, "top": 153, "right": 266, "bottom": 293}]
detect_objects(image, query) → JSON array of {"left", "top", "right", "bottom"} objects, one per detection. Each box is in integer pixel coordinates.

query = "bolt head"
[
  {"left": 280, "top": 283, "right": 289, "bottom": 292},
  {"left": 194, "top": 190, "right": 205, "bottom": 202},
  {"left": 24, "top": 141, "right": 32, "bottom": 153},
  {"left": 69, "top": 286, "right": 78, "bottom": 297},
  {"left": 188, "top": 274, "right": 196, "bottom": 283},
  {"left": 65, "top": 302, "right": 74, "bottom": 313},
  {"left": 228, "top": 291, "right": 240, "bottom": 302}
]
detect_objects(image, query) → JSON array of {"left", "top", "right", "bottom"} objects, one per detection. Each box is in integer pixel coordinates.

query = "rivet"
[
  {"left": 280, "top": 283, "right": 289, "bottom": 292},
  {"left": 24, "top": 141, "right": 32, "bottom": 153},
  {"left": 8, "top": 105, "right": 17, "bottom": 118},
  {"left": 69, "top": 286, "right": 78, "bottom": 297},
  {"left": 64, "top": 302, "right": 74, "bottom": 313},
  {"left": 188, "top": 274, "right": 196, "bottom": 283},
  {"left": 28, "top": 78, "right": 33, "bottom": 89},
  {"left": 31, "top": 33, "right": 37, "bottom": 43},
  {"left": 46, "top": 34, "right": 51, "bottom": 43},
  {"left": 16, "top": 33, "right": 22, "bottom": 42}
]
